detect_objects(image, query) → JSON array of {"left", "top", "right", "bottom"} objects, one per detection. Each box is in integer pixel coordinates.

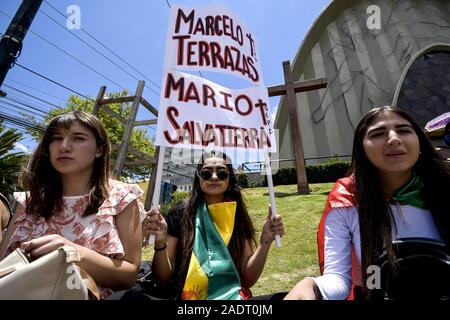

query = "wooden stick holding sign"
[
  {"left": 265, "top": 152, "right": 281, "bottom": 248},
  {"left": 145, "top": 146, "right": 166, "bottom": 246}
]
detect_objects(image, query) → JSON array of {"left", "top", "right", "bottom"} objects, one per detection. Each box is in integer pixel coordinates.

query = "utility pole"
[{"left": 0, "top": 0, "right": 44, "bottom": 88}]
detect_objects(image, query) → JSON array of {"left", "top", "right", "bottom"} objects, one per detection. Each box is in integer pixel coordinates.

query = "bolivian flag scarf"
[
  {"left": 181, "top": 201, "right": 242, "bottom": 300},
  {"left": 390, "top": 172, "right": 427, "bottom": 209}
]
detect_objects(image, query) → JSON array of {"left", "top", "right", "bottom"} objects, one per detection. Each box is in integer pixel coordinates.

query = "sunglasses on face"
[{"left": 197, "top": 168, "right": 230, "bottom": 181}]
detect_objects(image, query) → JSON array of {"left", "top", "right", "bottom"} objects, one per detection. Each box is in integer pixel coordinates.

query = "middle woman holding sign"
[{"left": 144, "top": 150, "right": 285, "bottom": 300}]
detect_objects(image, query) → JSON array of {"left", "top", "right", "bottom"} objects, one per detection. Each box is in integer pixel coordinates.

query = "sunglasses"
[{"left": 197, "top": 168, "right": 230, "bottom": 181}]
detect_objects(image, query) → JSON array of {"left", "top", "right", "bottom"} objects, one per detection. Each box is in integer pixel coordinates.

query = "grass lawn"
[{"left": 141, "top": 182, "right": 334, "bottom": 296}]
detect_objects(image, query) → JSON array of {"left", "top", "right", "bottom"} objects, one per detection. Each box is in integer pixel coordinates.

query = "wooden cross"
[{"left": 267, "top": 60, "right": 327, "bottom": 194}]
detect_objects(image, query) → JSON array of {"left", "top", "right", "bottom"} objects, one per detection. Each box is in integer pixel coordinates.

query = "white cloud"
[{"left": 14, "top": 143, "right": 31, "bottom": 154}]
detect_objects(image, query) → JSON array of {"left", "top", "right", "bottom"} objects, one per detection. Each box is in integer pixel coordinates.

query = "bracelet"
[{"left": 154, "top": 243, "right": 167, "bottom": 251}]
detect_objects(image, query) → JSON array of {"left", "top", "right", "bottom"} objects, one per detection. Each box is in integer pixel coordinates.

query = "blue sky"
[{"left": 0, "top": 0, "right": 330, "bottom": 165}]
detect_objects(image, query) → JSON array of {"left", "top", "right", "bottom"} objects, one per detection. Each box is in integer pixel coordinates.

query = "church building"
[{"left": 275, "top": 0, "right": 450, "bottom": 167}]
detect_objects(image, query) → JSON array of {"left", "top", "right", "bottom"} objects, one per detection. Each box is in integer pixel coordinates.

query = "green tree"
[
  {"left": 236, "top": 172, "right": 249, "bottom": 188},
  {"left": 27, "top": 91, "right": 155, "bottom": 180},
  {"left": 0, "top": 121, "right": 26, "bottom": 195}
]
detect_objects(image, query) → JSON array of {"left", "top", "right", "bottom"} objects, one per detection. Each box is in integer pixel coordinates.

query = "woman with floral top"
[
  {"left": 0, "top": 193, "right": 12, "bottom": 244},
  {"left": 0, "top": 110, "right": 146, "bottom": 299}
]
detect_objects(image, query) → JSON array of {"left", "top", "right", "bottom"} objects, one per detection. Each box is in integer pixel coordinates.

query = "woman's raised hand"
[{"left": 260, "top": 205, "right": 285, "bottom": 246}]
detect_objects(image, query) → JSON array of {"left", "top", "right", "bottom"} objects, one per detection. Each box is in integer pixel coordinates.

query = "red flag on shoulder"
[{"left": 317, "top": 176, "right": 360, "bottom": 300}]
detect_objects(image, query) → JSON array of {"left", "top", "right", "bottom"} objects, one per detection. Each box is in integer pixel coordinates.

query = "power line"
[
  {"left": 1, "top": 96, "right": 48, "bottom": 117},
  {"left": 0, "top": 100, "right": 46, "bottom": 120},
  {"left": 0, "top": 109, "right": 44, "bottom": 130},
  {"left": 3, "top": 123, "right": 31, "bottom": 136},
  {"left": 0, "top": 110, "right": 44, "bottom": 145},
  {"left": 0, "top": 11, "right": 93, "bottom": 100},
  {"left": 3, "top": 85, "right": 155, "bottom": 134},
  {"left": 14, "top": 63, "right": 94, "bottom": 101},
  {"left": 0, "top": 108, "right": 46, "bottom": 132},
  {"left": 0, "top": 9, "right": 128, "bottom": 92},
  {"left": 1, "top": 91, "right": 51, "bottom": 113},
  {"left": 2, "top": 96, "right": 48, "bottom": 117},
  {"left": 38, "top": 8, "right": 161, "bottom": 97},
  {"left": 43, "top": 1, "right": 162, "bottom": 91},
  {"left": 0, "top": 99, "right": 42, "bottom": 117},
  {"left": 28, "top": 30, "right": 128, "bottom": 92},
  {"left": 3, "top": 84, "right": 60, "bottom": 109},
  {"left": 3, "top": 123, "right": 30, "bottom": 134},
  {"left": 3, "top": 90, "right": 54, "bottom": 112},
  {"left": 165, "top": 0, "right": 171, "bottom": 9},
  {"left": 5, "top": 78, "right": 67, "bottom": 102}
]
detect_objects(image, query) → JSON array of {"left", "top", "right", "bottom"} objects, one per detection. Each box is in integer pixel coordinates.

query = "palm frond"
[{"left": 0, "top": 121, "right": 26, "bottom": 195}]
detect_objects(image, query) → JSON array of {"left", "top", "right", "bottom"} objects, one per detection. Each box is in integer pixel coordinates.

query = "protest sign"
[
  {"left": 155, "top": 70, "right": 276, "bottom": 152},
  {"left": 150, "top": 4, "right": 281, "bottom": 247},
  {"left": 164, "top": 4, "right": 264, "bottom": 86}
]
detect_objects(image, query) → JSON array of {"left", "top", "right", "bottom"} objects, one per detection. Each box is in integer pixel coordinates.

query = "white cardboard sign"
[
  {"left": 155, "top": 70, "right": 275, "bottom": 152},
  {"left": 164, "top": 4, "right": 264, "bottom": 86}
]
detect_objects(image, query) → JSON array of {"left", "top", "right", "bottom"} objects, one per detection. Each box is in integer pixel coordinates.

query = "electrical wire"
[
  {"left": 4, "top": 78, "right": 67, "bottom": 102},
  {"left": 1, "top": 94, "right": 49, "bottom": 117},
  {"left": 38, "top": 8, "right": 161, "bottom": 97},
  {"left": 14, "top": 63, "right": 94, "bottom": 101},
  {"left": 0, "top": 9, "right": 128, "bottom": 92},
  {"left": 3, "top": 84, "right": 60, "bottom": 109},
  {"left": 2, "top": 96, "right": 48, "bottom": 116},
  {"left": 43, "top": 1, "right": 162, "bottom": 91}
]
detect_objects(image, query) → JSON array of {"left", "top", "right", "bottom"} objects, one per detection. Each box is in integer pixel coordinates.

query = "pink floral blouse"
[{"left": 7, "top": 180, "right": 146, "bottom": 299}]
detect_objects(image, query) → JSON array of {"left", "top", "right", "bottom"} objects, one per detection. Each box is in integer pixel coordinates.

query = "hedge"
[
  {"left": 236, "top": 172, "right": 249, "bottom": 188},
  {"left": 240, "top": 160, "right": 351, "bottom": 187}
]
